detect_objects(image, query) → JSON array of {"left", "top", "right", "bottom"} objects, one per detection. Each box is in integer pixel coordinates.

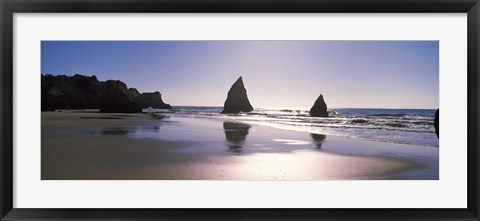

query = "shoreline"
[{"left": 41, "top": 111, "right": 438, "bottom": 180}]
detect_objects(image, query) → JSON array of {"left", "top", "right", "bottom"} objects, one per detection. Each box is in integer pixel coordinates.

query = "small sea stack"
[
  {"left": 222, "top": 76, "right": 254, "bottom": 113},
  {"left": 131, "top": 91, "right": 172, "bottom": 109},
  {"left": 100, "top": 80, "right": 142, "bottom": 113},
  {"left": 434, "top": 108, "right": 439, "bottom": 138},
  {"left": 309, "top": 94, "right": 328, "bottom": 117}
]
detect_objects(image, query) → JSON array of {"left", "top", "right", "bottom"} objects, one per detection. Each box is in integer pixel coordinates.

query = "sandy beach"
[{"left": 41, "top": 111, "right": 438, "bottom": 180}]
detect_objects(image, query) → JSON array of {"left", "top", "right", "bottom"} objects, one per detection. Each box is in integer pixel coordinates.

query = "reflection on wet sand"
[
  {"left": 102, "top": 127, "right": 130, "bottom": 135},
  {"left": 223, "top": 121, "right": 251, "bottom": 150},
  {"left": 81, "top": 116, "right": 124, "bottom": 120},
  {"left": 311, "top": 133, "right": 327, "bottom": 149},
  {"left": 101, "top": 126, "right": 160, "bottom": 136}
]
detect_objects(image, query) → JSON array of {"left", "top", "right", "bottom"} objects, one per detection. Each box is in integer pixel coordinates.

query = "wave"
[
  {"left": 350, "top": 119, "right": 368, "bottom": 124},
  {"left": 149, "top": 107, "right": 438, "bottom": 147},
  {"left": 384, "top": 122, "right": 407, "bottom": 128}
]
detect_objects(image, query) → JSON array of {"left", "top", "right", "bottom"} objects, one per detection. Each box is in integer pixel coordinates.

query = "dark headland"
[{"left": 41, "top": 74, "right": 171, "bottom": 112}]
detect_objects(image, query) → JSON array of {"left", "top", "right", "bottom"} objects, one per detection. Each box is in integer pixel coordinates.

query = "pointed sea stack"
[
  {"left": 434, "top": 108, "right": 439, "bottom": 138},
  {"left": 222, "top": 77, "right": 253, "bottom": 113},
  {"left": 309, "top": 94, "right": 328, "bottom": 117},
  {"left": 100, "top": 80, "right": 141, "bottom": 113}
]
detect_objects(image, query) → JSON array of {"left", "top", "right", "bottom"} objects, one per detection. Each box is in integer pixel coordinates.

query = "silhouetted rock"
[
  {"left": 310, "top": 94, "right": 328, "bottom": 117},
  {"left": 41, "top": 74, "right": 105, "bottom": 110},
  {"left": 100, "top": 80, "right": 141, "bottom": 113},
  {"left": 222, "top": 77, "right": 253, "bottom": 113},
  {"left": 132, "top": 91, "right": 172, "bottom": 109},
  {"left": 127, "top": 88, "right": 141, "bottom": 101},
  {"left": 42, "top": 74, "right": 172, "bottom": 112},
  {"left": 434, "top": 109, "right": 439, "bottom": 138}
]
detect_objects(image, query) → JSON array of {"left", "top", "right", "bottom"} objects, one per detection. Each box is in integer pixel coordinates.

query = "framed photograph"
[{"left": 1, "top": 0, "right": 479, "bottom": 220}]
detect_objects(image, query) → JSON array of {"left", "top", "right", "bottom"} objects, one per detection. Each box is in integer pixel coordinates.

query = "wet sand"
[{"left": 41, "top": 111, "right": 438, "bottom": 180}]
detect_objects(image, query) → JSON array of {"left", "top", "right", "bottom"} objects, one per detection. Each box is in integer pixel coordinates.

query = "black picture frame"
[{"left": 1, "top": 0, "right": 479, "bottom": 220}]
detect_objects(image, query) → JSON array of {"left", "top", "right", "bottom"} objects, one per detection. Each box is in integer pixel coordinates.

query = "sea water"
[{"left": 150, "top": 106, "right": 439, "bottom": 147}]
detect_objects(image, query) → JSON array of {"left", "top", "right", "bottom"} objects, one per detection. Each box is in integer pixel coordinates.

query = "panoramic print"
[{"left": 41, "top": 41, "right": 439, "bottom": 180}]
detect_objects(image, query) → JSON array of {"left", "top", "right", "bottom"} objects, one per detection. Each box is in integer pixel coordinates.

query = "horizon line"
[{"left": 168, "top": 105, "right": 438, "bottom": 110}]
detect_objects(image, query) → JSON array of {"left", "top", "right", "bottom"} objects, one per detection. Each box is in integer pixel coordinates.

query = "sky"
[{"left": 41, "top": 41, "right": 439, "bottom": 109}]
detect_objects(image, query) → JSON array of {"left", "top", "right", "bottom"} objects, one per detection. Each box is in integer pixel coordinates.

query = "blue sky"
[{"left": 41, "top": 41, "right": 439, "bottom": 109}]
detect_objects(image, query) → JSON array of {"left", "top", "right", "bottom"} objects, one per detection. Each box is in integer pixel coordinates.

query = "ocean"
[{"left": 149, "top": 106, "right": 439, "bottom": 147}]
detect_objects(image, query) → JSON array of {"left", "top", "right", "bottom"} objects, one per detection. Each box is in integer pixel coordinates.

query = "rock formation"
[
  {"left": 434, "top": 109, "right": 439, "bottom": 138},
  {"left": 132, "top": 91, "right": 172, "bottom": 109},
  {"left": 41, "top": 74, "right": 172, "bottom": 112},
  {"left": 41, "top": 74, "right": 105, "bottom": 111},
  {"left": 309, "top": 94, "right": 328, "bottom": 117},
  {"left": 222, "top": 77, "right": 253, "bottom": 113},
  {"left": 100, "top": 80, "right": 141, "bottom": 113},
  {"left": 311, "top": 133, "right": 327, "bottom": 149},
  {"left": 127, "top": 88, "right": 141, "bottom": 101}
]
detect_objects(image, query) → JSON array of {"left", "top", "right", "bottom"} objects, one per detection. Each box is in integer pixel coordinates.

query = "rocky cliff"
[
  {"left": 41, "top": 74, "right": 105, "bottom": 111},
  {"left": 42, "top": 74, "right": 172, "bottom": 112},
  {"left": 100, "top": 80, "right": 142, "bottom": 113},
  {"left": 131, "top": 91, "right": 172, "bottom": 109}
]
